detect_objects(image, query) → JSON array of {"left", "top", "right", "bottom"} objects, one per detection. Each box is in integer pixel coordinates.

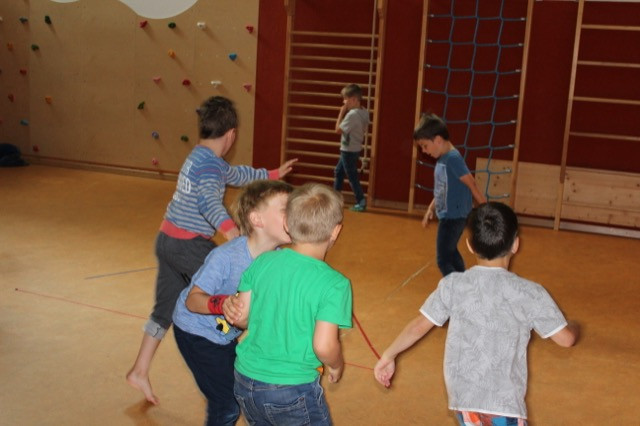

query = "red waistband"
[{"left": 160, "top": 219, "right": 211, "bottom": 240}]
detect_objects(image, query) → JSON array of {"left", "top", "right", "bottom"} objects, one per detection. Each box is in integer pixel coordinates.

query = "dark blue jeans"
[
  {"left": 436, "top": 217, "right": 467, "bottom": 277},
  {"left": 174, "top": 326, "right": 239, "bottom": 426},
  {"left": 234, "top": 370, "right": 332, "bottom": 426},
  {"left": 334, "top": 150, "right": 365, "bottom": 206}
]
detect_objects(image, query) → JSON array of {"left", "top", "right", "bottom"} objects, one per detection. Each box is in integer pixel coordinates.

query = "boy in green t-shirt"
[{"left": 226, "top": 183, "right": 352, "bottom": 425}]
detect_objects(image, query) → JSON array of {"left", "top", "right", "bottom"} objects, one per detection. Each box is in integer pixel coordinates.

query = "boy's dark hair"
[
  {"left": 234, "top": 180, "right": 294, "bottom": 236},
  {"left": 467, "top": 202, "right": 518, "bottom": 260},
  {"left": 197, "top": 96, "right": 238, "bottom": 139},
  {"left": 413, "top": 113, "right": 449, "bottom": 141},
  {"left": 341, "top": 83, "right": 363, "bottom": 100}
]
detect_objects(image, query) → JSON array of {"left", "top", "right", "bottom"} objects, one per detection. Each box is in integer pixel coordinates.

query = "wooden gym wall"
[
  {"left": 0, "top": 0, "right": 259, "bottom": 174},
  {"left": 254, "top": 1, "right": 640, "bottom": 219}
]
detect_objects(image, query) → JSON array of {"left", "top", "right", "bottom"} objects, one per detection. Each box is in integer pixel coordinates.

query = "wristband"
[{"left": 207, "top": 295, "right": 229, "bottom": 315}]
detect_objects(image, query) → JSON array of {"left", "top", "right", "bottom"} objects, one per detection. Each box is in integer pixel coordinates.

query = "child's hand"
[
  {"left": 373, "top": 357, "right": 396, "bottom": 388},
  {"left": 278, "top": 158, "right": 298, "bottom": 178},
  {"left": 326, "top": 364, "right": 343, "bottom": 383},
  {"left": 421, "top": 208, "right": 434, "bottom": 227},
  {"left": 222, "top": 295, "right": 244, "bottom": 325}
]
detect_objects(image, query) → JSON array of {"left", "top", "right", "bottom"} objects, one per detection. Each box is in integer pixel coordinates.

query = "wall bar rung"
[
  {"left": 285, "top": 150, "right": 340, "bottom": 159},
  {"left": 286, "top": 138, "right": 340, "bottom": 147},
  {"left": 292, "top": 30, "right": 378, "bottom": 39},
  {"left": 291, "top": 67, "right": 375, "bottom": 76},
  {"left": 569, "top": 131, "right": 640, "bottom": 142},
  {"left": 291, "top": 42, "right": 377, "bottom": 51},
  {"left": 578, "top": 60, "right": 640, "bottom": 69},
  {"left": 581, "top": 24, "right": 640, "bottom": 31},
  {"left": 291, "top": 55, "right": 375, "bottom": 64},
  {"left": 290, "top": 79, "right": 374, "bottom": 88},
  {"left": 573, "top": 96, "right": 640, "bottom": 106}
]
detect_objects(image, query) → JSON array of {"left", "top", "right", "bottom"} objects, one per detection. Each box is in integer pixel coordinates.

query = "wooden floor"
[{"left": 1, "top": 165, "right": 639, "bottom": 425}]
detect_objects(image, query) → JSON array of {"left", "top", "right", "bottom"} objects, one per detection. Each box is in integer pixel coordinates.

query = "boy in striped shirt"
[{"left": 127, "top": 96, "right": 296, "bottom": 405}]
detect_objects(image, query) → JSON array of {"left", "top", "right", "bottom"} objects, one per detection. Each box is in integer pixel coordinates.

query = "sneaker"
[{"left": 350, "top": 204, "right": 366, "bottom": 212}]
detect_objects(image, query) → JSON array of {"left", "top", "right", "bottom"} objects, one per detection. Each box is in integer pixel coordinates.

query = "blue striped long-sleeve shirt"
[{"left": 164, "top": 145, "right": 269, "bottom": 236}]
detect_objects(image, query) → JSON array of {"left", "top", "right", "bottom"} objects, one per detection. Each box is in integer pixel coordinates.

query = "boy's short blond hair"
[
  {"left": 234, "top": 180, "right": 294, "bottom": 236},
  {"left": 286, "top": 183, "right": 344, "bottom": 243}
]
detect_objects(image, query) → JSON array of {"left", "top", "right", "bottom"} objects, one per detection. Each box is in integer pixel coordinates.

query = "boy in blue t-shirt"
[
  {"left": 172, "top": 179, "right": 293, "bottom": 425},
  {"left": 414, "top": 113, "right": 487, "bottom": 276}
]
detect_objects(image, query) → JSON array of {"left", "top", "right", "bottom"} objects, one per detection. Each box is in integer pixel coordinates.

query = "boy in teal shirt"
[{"left": 228, "top": 183, "right": 352, "bottom": 425}]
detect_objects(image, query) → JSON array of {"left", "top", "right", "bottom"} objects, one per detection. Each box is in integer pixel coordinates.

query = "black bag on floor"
[{"left": 0, "top": 143, "right": 29, "bottom": 167}]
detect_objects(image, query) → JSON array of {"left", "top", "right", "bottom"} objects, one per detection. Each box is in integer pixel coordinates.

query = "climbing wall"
[{"left": 0, "top": 0, "right": 258, "bottom": 172}]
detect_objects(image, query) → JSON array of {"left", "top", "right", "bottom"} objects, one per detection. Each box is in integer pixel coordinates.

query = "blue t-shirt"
[
  {"left": 434, "top": 149, "right": 472, "bottom": 219},
  {"left": 172, "top": 236, "right": 253, "bottom": 344}
]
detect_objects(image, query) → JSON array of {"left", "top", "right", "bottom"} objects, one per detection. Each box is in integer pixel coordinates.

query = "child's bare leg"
[{"left": 126, "top": 333, "right": 162, "bottom": 405}]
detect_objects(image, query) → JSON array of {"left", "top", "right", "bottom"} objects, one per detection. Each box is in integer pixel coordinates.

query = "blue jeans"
[
  {"left": 334, "top": 150, "right": 365, "bottom": 206},
  {"left": 233, "top": 370, "right": 332, "bottom": 426},
  {"left": 436, "top": 217, "right": 467, "bottom": 277},
  {"left": 174, "top": 326, "right": 239, "bottom": 426}
]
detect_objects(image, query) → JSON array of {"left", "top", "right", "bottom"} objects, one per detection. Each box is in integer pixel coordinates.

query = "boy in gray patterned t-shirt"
[{"left": 374, "top": 202, "right": 579, "bottom": 425}]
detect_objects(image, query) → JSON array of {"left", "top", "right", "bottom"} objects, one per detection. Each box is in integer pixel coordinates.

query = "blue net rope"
[{"left": 416, "top": 0, "right": 525, "bottom": 200}]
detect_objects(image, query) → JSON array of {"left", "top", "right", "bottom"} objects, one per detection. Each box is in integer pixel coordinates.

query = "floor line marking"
[
  {"left": 85, "top": 267, "right": 156, "bottom": 280},
  {"left": 14, "top": 287, "right": 146, "bottom": 320},
  {"left": 352, "top": 312, "right": 381, "bottom": 360},
  {"left": 385, "top": 261, "right": 432, "bottom": 300}
]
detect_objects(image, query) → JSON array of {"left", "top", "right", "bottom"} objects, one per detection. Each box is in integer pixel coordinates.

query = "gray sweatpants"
[{"left": 144, "top": 232, "right": 216, "bottom": 339}]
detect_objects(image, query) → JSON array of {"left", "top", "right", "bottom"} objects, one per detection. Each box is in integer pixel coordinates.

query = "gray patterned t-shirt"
[{"left": 420, "top": 266, "right": 567, "bottom": 419}]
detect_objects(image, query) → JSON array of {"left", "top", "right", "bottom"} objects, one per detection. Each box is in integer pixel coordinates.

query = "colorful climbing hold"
[
  {"left": 151, "top": 158, "right": 159, "bottom": 165},
  {"left": 182, "top": 79, "right": 191, "bottom": 86},
  {"left": 33, "top": 145, "right": 40, "bottom": 152},
  {"left": 228, "top": 53, "right": 238, "bottom": 61},
  {"left": 44, "top": 15, "right": 52, "bottom": 25},
  {"left": 19, "top": 69, "right": 27, "bottom": 75},
  {"left": 180, "top": 135, "right": 189, "bottom": 142},
  {"left": 19, "top": 17, "right": 28, "bottom": 24},
  {"left": 197, "top": 22, "right": 206, "bottom": 29},
  {"left": 246, "top": 25, "right": 254, "bottom": 33},
  {"left": 152, "top": 76, "right": 162, "bottom": 83},
  {"left": 243, "top": 83, "right": 252, "bottom": 92},
  {"left": 210, "top": 80, "right": 222, "bottom": 87},
  {"left": 7, "top": 43, "right": 13, "bottom": 51},
  {"left": 137, "top": 101, "right": 146, "bottom": 110},
  {"left": 151, "top": 131, "right": 160, "bottom": 139},
  {"left": 44, "top": 96, "right": 53, "bottom": 104},
  {"left": 139, "top": 20, "right": 148, "bottom": 28},
  {"left": 8, "top": 94, "right": 14, "bottom": 102},
  {"left": 168, "top": 22, "right": 176, "bottom": 29},
  {"left": 168, "top": 49, "right": 176, "bottom": 58},
  {"left": 20, "top": 119, "right": 29, "bottom": 126},
  {"left": 31, "top": 44, "right": 40, "bottom": 51}
]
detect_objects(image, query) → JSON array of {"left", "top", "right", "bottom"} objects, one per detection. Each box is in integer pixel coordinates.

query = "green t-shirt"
[{"left": 235, "top": 248, "right": 352, "bottom": 385}]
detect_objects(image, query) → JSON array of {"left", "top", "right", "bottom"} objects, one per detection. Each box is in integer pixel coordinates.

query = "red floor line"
[
  {"left": 345, "top": 362, "right": 374, "bottom": 371},
  {"left": 14, "top": 288, "right": 146, "bottom": 320},
  {"left": 352, "top": 313, "right": 381, "bottom": 360},
  {"left": 15, "top": 288, "right": 382, "bottom": 366}
]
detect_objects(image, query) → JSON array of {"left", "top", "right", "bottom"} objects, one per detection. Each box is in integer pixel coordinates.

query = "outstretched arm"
[
  {"left": 313, "top": 321, "right": 344, "bottom": 383},
  {"left": 374, "top": 314, "right": 435, "bottom": 388}
]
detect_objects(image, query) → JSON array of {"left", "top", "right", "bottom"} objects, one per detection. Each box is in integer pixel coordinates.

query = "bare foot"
[{"left": 126, "top": 370, "right": 159, "bottom": 405}]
